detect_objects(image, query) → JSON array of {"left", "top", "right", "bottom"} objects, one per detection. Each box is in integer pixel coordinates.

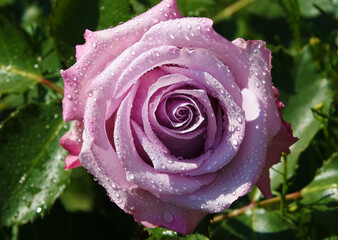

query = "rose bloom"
[{"left": 60, "top": 0, "right": 297, "bottom": 234}]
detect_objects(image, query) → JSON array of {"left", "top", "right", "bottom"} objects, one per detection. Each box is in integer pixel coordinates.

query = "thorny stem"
[
  {"left": 213, "top": 0, "right": 254, "bottom": 23},
  {"left": 210, "top": 191, "right": 302, "bottom": 223}
]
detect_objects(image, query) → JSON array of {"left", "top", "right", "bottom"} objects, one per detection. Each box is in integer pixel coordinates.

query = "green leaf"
[
  {"left": 301, "top": 153, "right": 338, "bottom": 235},
  {"left": 270, "top": 46, "right": 333, "bottom": 190},
  {"left": 177, "top": 0, "right": 216, "bottom": 18},
  {"left": 146, "top": 227, "right": 209, "bottom": 240},
  {"left": 48, "top": 0, "right": 99, "bottom": 67},
  {"left": 60, "top": 167, "right": 95, "bottom": 212},
  {"left": 0, "top": 102, "right": 69, "bottom": 226},
  {"left": 298, "top": 0, "right": 338, "bottom": 17},
  {"left": 48, "top": 0, "right": 136, "bottom": 67},
  {"left": 183, "top": 233, "right": 209, "bottom": 240},
  {"left": 0, "top": 12, "right": 42, "bottom": 94},
  {"left": 146, "top": 227, "right": 179, "bottom": 240},
  {"left": 211, "top": 209, "right": 296, "bottom": 240},
  {"left": 246, "top": 0, "right": 286, "bottom": 19},
  {"left": 97, "top": 0, "right": 134, "bottom": 30}
]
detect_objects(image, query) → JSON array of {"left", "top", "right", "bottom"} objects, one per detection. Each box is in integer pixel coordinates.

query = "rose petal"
[
  {"left": 64, "top": 155, "right": 82, "bottom": 170},
  {"left": 133, "top": 69, "right": 245, "bottom": 176},
  {"left": 114, "top": 82, "right": 217, "bottom": 195},
  {"left": 59, "top": 120, "right": 84, "bottom": 170},
  {"left": 145, "top": 78, "right": 214, "bottom": 159},
  {"left": 80, "top": 130, "right": 205, "bottom": 235},
  {"left": 159, "top": 89, "right": 267, "bottom": 212},
  {"left": 256, "top": 87, "right": 298, "bottom": 197},
  {"left": 232, "top": 39, "right": 280, "bottom": 139},
  {"left": 61, "top": 0, "right": 182, "bottom": 121}
]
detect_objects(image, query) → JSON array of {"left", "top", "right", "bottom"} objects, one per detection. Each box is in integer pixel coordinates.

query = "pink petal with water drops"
[
  {"left": 61, "top": 0, "right": 182, "bottom": 122},
  {"left": 232, "top": 39, "right": 280, "bottom": 140},
  {"left": 59, "top": 120, "right": 84, "bottom": 170},
  {"left": 159, "top": 89, "right": 267, "bottom": 212},
  {"left": 256, "top": 87, "right": 298, "bottom": 197}
]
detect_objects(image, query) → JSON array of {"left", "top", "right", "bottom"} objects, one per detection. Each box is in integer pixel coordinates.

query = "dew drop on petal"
[
  {"left": 232, "top": 138, "right": 238, "bottom": 146},
  {"left": 237, "top": 116, "right": 243, "bottom": 123},
  {"left": 126, "top": 172, "right": 135, "bottom": 180}
]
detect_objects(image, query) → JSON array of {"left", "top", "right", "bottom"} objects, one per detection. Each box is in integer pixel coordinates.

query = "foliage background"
[{"left": 0, "top": 0, "right": 337, "bottom": 239}]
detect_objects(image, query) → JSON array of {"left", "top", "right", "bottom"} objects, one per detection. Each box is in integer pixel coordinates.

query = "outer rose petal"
[
  {"left": 61, "top": 0, "right": 182, "bottom": 121},
  {"left": 79, "top": 85, "right": 207, "bottom": 235},
  {"left": 80, "top": 131, "right": 206, "bottom": 234},
  {"left": 232, "top": 39, "right": 280, "bottom": 140},
  {"left": 59, "top": 120, "right": 83, "bottom": 170},
  {"left": 64, "top": 155, "right": 82, "bottom": 170},
  {"left": 256, "top": 87, "right": 298, "bottom": 197}
]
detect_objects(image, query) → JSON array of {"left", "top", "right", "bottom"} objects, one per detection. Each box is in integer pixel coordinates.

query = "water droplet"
[
  {"left": 167, "top": 31, "right": 175, "bottom": 39},
  {"left": 66, "top": 94, "right": 72, "bottom": 99},
  {"left": 19, "top": 174, "right": 27, "bottom": 184},
  {"left": 237, "top": 116, "right": 243, "bottom": 123},
  {"left": 126, "top": 172, "right": 135, "bottom": 180},
  {"left": 232, "top": 138, "right": 238, "bottom": 146},
  {"left": 228, "top": 125, "right": 235, "bottom": 133}
]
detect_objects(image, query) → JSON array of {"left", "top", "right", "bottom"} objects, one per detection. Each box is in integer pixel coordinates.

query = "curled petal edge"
[
  {"left": 60, "top": 120, "right": 84, "bottom": 170},
  {"left": 256, "top": 87, "right": 298, "bottom": 197}
]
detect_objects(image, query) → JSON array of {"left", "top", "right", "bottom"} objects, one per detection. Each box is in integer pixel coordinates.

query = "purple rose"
[{"left": 60, "top": 0, "right": 297, "bottom": 234}]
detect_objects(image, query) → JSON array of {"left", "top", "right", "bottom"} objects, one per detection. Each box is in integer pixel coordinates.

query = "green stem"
[
  {"left": 211, "top": 191, "right": 302, "bottom": 223},
  {"left": 11, "top": 225, "right": 19, "bottom": 240},
  {"left": 213, "top": 0, "right": 254, "bottom": 23},
  {"left": 277, "top": 0, "right": 302, "bottom": 50},
  {"left": 280, "top": 154, "right": 288, "bottom": 216},
  {"left": 287, "top": 0, "right": 302, "bottom": 50},
  {"left": 41, "top": 78, "right": 64, "bottom": 95}
]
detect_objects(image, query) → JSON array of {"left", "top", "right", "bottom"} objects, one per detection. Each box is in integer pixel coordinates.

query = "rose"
[{"left": 60, "top": 0, "right": 297, "bottom": 234}]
